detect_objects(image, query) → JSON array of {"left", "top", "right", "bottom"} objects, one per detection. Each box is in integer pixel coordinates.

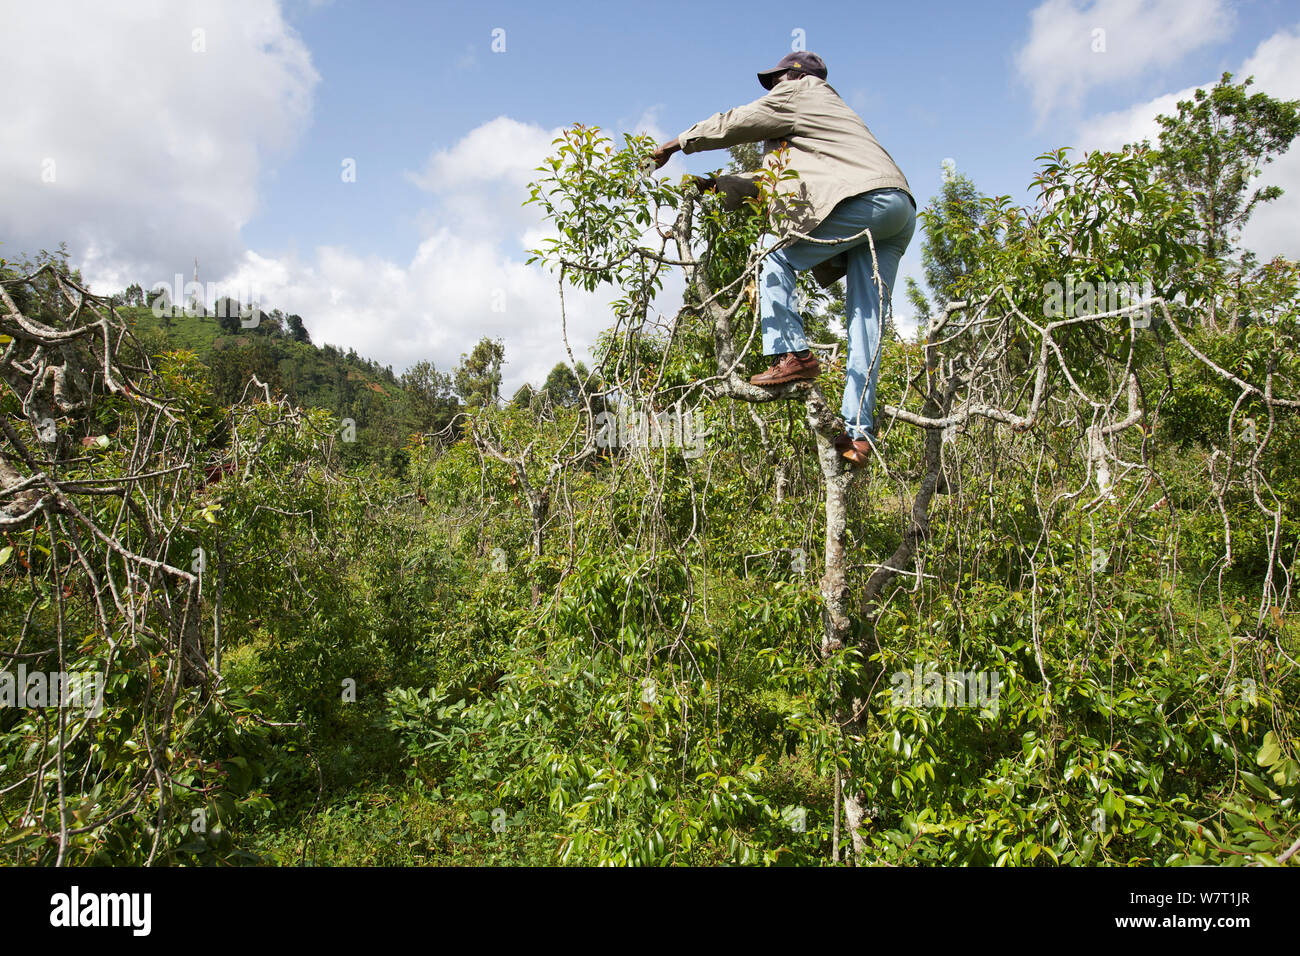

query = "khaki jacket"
[{"left": 677, "top": 75, "right": 913, "bottom": 286}]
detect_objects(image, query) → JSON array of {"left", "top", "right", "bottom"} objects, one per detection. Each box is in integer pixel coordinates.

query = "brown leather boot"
[
  {"left": 834, "top": 431, "right": 875, "bottom": 467},
  {"left": 750, "top": 351, "right": 820, "bottom": 386}
]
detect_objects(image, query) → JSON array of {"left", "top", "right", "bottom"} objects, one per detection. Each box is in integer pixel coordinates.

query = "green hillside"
[{"left": 120, "top": 304, "right": 455, "bottom": 470}]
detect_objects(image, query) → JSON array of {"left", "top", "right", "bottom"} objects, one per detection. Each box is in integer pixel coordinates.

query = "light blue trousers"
[{"left": 759, "top": 188, "right": 916, "bottom": 441}]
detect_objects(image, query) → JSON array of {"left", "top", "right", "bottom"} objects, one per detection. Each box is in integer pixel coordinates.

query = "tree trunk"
[{"left": 842, "top": 788, "right": 868, "bottom": 865}]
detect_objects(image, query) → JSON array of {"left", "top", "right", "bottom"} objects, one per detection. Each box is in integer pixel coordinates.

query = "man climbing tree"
[{"left": 653, "top": 51, "right": 916, "bottom": 466}]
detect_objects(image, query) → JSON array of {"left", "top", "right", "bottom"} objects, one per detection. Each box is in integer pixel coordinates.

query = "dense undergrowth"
[{"left": 3, "top": 111, "right": 1298, "bottom": 866}]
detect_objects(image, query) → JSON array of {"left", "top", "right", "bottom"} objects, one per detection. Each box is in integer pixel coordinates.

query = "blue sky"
[
  {"left": 254, "top": 0, "right": 1285, "bottom": 262},
  {"left": 5, "top": 0, "right": 1299, "bottom": 393}
]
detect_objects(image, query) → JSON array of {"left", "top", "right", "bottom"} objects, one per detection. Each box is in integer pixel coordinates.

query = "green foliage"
[
  {"left": 120, "top": 305, "right": 451, "bottom": 470},
  {"left": 7, "top": 108, "right": 1300, "bottom": 868},
  {"left": 907, "top": 167, "right": 995, "bottom": 323},
  {"left": 454, "top": 337, "right": 505, "bottom": 409},
  {"left": 850, "top": 572, "right": 1298, "bottom": 865},
  {"left": 525, "top": 125, "right": 681, "bottom": 302},
  {"left": 1152, "top": 71, "right": 1300, "bottom": 262}
]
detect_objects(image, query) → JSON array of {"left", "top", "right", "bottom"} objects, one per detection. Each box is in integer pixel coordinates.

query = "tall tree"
[
  {"left": 214, "top": 297, "right": 243, "bottom": 333},
  {"left": 727, "top": 141, "right": 762, "bottom": 174},
  {"left": 1152, "top": 72, "right": 1300, "bottom": 264},
  {"left": 286, "top": 313, "right": 311, "bottom": 344},
  {"left": 454, "top": 337, "right": 505, "bottom": 408},
  {"left": 904, "top": 166, "right": 993, "bottom": 332},
  {"left": 511, "top": 382, "right": 537, "bottom": 408},
  {"left": 540, "top": 361, "right": 594, "bottom": 408},
  {"left": 401, "top": 359, "right": 457, "bottom": 432}
]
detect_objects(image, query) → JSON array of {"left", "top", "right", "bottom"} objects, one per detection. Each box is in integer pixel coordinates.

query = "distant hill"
[{"left": 119, "top": 305, "right": 457, "bottom": 471}]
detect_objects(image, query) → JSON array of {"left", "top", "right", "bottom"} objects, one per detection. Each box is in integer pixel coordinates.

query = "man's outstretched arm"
[
  {"left": 652, "top": 137, "right": 683, "bottom": 169},
  {"left": 652, "top": 85, "right": 798, "bottom": 168}
]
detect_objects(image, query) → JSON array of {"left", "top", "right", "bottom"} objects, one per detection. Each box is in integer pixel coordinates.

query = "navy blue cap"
[{"left": 758, "top": 51, "right": 828, "bottom": 90}]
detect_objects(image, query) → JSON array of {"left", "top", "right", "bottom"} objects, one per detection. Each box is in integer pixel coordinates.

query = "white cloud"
[
  {"left": 221, "top": 226, "right": 640, "bottom": 395},
  {"left": 1074, "top": 25, "right": 1300, "bottom": 261},
  {"left": 0, "top": 0, "right": 319, "bottom": 288},
  {"left": 1078, "top": 86, "right": 1198, "bottom": 151},
  {"left": 1, "top": 3, "right": 686, "bottom": 396},
  {"left": 220, "top": 115, "right": 685, "bottom": 395},
  {"left": 406, "top": 116, "right": 564, "bottom": 246},
  {"left": 1015, "top": 0, "right": 1234, "bottom": 121},
  {"left": 626, "top": 105, "right": 667, "bottom": 143}
]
